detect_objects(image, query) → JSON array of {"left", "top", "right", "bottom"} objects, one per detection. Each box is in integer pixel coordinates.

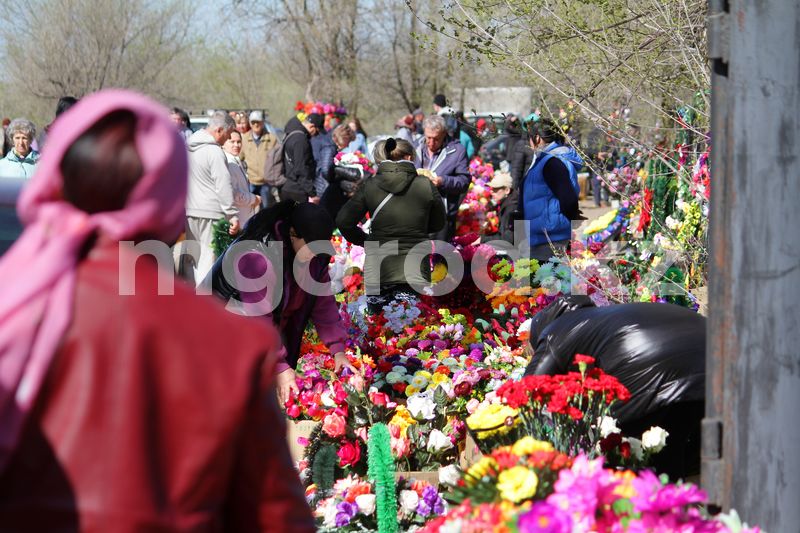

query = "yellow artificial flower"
[
  {"left": 431, "top": 263, "right": 448, "bottom": 283},
  {"left": 430, "top": 373, "right": 451, "bottom": 387},
  {"left": 405, "top": 385, "right": 420, "bottom": 396},
  {"left": 465, "top": 456, "right": 498, "bottom": 486},
  {"left": 613, "top": 470, "right": 637, "bottom": 499},
  {"left": 497, "top": 466, "right": 539, "bottom": 503},
  {"left": 511, "top": 437, "right": 555, "bottom": 457},
  {"left": 466, "top": 404, "right": 520, "bottom": 439},
  {"left": 388, "top": 405, "right": 417, "bottom": 437}
]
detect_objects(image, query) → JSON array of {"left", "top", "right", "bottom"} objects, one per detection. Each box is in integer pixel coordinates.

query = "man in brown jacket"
[{"left": 240, "top": 110, "right": 277, "bottom": 208}]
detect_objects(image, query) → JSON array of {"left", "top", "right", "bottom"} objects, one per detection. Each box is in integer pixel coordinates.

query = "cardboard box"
[
  {"left": 286, "top": 420, "right": 319, "bottom": 464},
  {"left": 459, "top": 434, "right": 483, "bottom": 469},
  {"left": 395, "top": 470, "right": 441, "bottom": 487}
]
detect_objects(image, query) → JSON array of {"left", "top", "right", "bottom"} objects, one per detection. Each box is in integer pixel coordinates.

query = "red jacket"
[{"left": 0, "top": 245, "right": 315, "bottom": 532}]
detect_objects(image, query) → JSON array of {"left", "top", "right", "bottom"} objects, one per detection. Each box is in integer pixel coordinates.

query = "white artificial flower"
[
  {"left": 320, "top": 498, "right": 338, "bottom": 528},
  {"left": 628, "top": 437, "right": 644, "bottom": 461},
  {"left": 356, "top": 493, "right": 376, "bottom": 515},
  {"left": 427, "top": 429, "right": 454, "bottom": 453},
  {"left": 597, "top": 416, "right": 620, "bottom": 438},
  {"left": 642, "top": 426, "right": 669, "bottom": 453},
  {"left": 665, "top": 215, "right": 680, "bottom": 230},
  {"left": 320, "top": 390, "right": 337, "bottom": 408},
  {"left": 439, "top": 464, "right": 461, "bottom": 486},
  {"left": 399, "top": 489, "right": 420, "bottom": 514},
  {"left": 407, "top": 391, "right": 437, "bottom": 420}
]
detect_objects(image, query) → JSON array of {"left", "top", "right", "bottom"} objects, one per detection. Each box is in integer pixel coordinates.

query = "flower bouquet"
[
  {"left": 421, "top": 439, "right": 762, "bottom": 533},
  {"left": 467, "top": 354, "right": 631, "bottom": 457},
  {"left": 311, "top": 474, "right": 448, "bottom": 532}
]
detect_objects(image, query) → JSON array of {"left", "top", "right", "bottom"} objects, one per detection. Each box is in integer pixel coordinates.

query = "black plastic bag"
[{"left": 525, "top": 296, "right": 706, "bottom": 424}]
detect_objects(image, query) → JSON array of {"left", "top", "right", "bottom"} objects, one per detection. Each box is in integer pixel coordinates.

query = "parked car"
[
  {"left": 0, "top": 178, "right": 25, "bottom": 257},
  {"left": 478, "top": 134, "right": 510, "bottom": 170},
  {"left": 189, "top": 114, "right": 281, "bottom": 137}
]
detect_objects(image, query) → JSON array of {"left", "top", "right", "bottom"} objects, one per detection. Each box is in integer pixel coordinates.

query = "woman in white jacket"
[{"left": 223, "top": 130, "right": 260, "bottom": 228}]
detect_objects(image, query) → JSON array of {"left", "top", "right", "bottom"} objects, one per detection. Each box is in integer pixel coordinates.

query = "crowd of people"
[{"left": 0, "top": 89, "right": 612, "bottom": 530}]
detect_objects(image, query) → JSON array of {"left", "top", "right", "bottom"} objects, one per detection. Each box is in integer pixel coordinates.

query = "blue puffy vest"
[{"left": 521, "top": 143, "right": 581, "bottom": 247}]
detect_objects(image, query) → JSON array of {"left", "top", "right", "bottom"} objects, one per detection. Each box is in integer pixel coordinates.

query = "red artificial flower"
[
  {"left": 619, "top": 441, "right": 632, "bottom": 459},
  {"left": 599, "top": 433, "right": 623, "bottom": 454},
  {"left": 566, "top": 406, "right": 584, "bottom": 421},
  {"left": 392, "top": 383, "right": 407, "bottom": 393},
  {"left": 574, "top": 354, "right": 596, "bottom": 365},
  {"left": 453, "top": 381, "right": 473, "bottom": 397},
  {"left": 491, "top": 450, "right": 521, "bottom": 470},
  {"left": 497, "top": 380, "right": 530, "bottom": 408},
  {"left": 369, "top": 391, "right": 389, "bottom": 407},
  {"left": 337, "top": 440, "right": 362, "bottom": 467}
]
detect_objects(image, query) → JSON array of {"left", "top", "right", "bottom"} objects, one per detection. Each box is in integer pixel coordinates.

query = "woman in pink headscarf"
[{"left": 0, "top": 90, "right": 314, "bottom": 532}]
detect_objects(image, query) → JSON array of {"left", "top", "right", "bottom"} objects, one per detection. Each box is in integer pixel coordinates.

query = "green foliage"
[{"left": 211, "top": 218, "right": 236, "bottom": 256}]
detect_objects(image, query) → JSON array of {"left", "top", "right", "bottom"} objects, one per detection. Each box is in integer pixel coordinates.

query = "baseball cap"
[
  {"left": 488, "top": 172, "right": 513, "bottom": 190},
  {"left": 306, "top": 113, "right": 325, "bottom": 130},
  {"left": 248, "top": 110, "right": 264, "bottom": 122}
]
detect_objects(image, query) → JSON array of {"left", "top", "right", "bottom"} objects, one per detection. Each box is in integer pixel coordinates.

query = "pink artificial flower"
[{"left": 322, "top": 412, "right": 347, "bottom": 438}]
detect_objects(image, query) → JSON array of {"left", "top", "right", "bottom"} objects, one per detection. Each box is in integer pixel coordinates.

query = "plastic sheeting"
[{"left": 525, "top": 296, "right": 706, "bottom": 423}]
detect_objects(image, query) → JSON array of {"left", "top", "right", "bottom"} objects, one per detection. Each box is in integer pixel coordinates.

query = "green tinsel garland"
[
  {"left": 368, "top": 423, "right": 398, "bottom": 533},
  {"left": 211, "top": 218, "right": 237, "bottom": 256},
  {"left": 312, "top": 443, "right": 338, "bottom": 496}
]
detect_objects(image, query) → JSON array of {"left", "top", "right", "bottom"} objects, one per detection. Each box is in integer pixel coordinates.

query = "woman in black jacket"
[{"left": 336, "top": 138, "right": 446, "bottom": 312}]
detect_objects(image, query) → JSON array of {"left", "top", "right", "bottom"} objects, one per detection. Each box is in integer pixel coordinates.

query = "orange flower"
[{"left": 345, "top": 482, "right": 372, "bottom": 502}]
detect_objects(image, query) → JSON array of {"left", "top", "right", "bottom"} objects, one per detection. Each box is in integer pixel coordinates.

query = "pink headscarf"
[{"left": 0, "top": 90, "right": 187, "bottom": 470}]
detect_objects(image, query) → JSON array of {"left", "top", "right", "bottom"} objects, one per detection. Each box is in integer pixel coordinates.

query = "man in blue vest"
[{"left": 519, "top": 118, "right": 583, "bottom": 261}]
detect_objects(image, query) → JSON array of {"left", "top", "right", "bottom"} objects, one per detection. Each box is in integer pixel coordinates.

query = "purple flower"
[
  {"left": 417, "top": 485, "right": 445, "bottom": 517},
  {"left": 631, "top": 470, "right": 708, "bottom": 514},
  {"left": 468, "top": 348, "right": 484, "bottom": 361},
  {"left": 404, "top": 348, "right": 420, "bottom": 357},
  {"left": 433, "top": 340, "right": 448, "bottom": 351},
  {"left": 418, "top": 340, "right": 433, "bottom": 351},
  {"left": 518, "top": 502, "right": 572, "bottom": 533},
  {"left": 335, "top": 501, "right": 358, "bottom": 527}
]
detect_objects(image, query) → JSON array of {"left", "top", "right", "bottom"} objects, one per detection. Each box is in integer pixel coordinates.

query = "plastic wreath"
[{"left": 367, "top": 423, "right": 398, "bottom": 533}]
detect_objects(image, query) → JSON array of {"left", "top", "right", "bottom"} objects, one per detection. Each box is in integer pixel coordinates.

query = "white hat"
[
  {"left": 248, "top": 110, "right": 264, "bottom": 122},
  {"left": 488, "top": 171, "right": 512, "bottom": 189}
]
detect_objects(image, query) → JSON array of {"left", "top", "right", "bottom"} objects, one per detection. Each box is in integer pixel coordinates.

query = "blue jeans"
[
  {"left": 592, "top": 174, "right": 609, "bottom": 207},
  {"left": 249, "top": 183, "right": 271, "bottom": 209}
]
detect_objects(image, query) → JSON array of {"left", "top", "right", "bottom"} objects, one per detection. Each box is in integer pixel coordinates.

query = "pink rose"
[
  {"left": 286, "top": 404, "right": 301, "bottom": 418},
  {"left": 466, "top": 398, "right": 481, "bottom": 414},
  {"left": 322, "top": 412, "right": 346, "bottom": 438},
  {"left": 391, "top": 436, "right": 410, "bottom": 458},
  {"left": 350, "top": 373, "right": 365, "bottom": 392}
]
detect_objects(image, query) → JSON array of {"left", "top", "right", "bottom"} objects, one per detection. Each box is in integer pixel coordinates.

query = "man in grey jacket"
[{"left": 184, "top": 111, "right": 237, "bottom": 285}]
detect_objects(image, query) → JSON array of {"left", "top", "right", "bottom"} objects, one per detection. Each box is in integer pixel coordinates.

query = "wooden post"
[{"left": 705, "top": 0, "right": 800, "bottom": 531}]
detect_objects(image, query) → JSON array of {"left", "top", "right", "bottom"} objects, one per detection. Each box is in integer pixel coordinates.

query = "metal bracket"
[
  {"left": 701, "top": 417, "right": 724, "bottom": 503},
  {"left": 708, "top": 11, "right": 730, "bottom": 65}
]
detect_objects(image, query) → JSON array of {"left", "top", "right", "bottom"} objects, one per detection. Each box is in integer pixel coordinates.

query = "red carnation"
[{"left": 574, "top": 354, "right": 596, "bottom": 365}]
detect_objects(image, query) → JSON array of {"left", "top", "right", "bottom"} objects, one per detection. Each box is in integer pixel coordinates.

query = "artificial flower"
[
  {"left": 642, "top": 426, "right": 669, "bottom": 453},
  {"left": 497, "top": 466, "right": 539, "bottom": 503}
]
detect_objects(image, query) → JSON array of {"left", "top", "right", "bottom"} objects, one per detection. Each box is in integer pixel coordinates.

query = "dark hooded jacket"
[
  {"left": 524, "top": 296, "right": 706, "bottom": 424},
  {"left": 281, "top": 117, "right": 316, "bottom": 199},
  {"left": 336, "top": 160, "right": 446, "bottom": 289}
]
